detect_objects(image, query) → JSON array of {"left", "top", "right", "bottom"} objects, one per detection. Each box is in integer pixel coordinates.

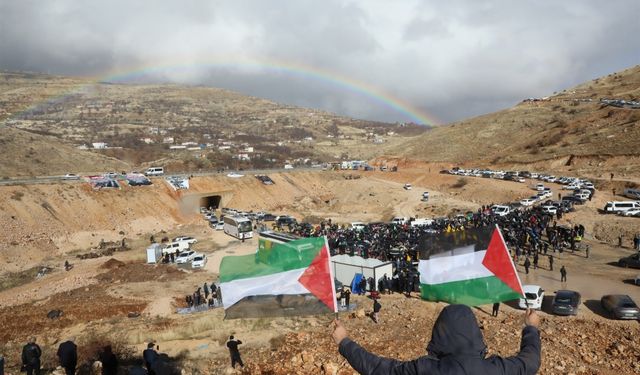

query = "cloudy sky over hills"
[{"left": 1, "top": 0, "right": 639, "bottom": 125}]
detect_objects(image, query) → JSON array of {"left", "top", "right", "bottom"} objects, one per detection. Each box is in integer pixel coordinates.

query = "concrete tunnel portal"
[{"left": 179, "top": 191, "right": 233, "bottom": 215}]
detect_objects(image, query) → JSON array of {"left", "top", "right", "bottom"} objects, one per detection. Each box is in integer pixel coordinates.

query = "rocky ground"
[{"left": 208, "top": 295, "right": 640, "bottom": 375}]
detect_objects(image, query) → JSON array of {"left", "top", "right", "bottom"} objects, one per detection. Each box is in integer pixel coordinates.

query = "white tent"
[{"left": 331, "top": 254, "right": 393, "bottom": 291}]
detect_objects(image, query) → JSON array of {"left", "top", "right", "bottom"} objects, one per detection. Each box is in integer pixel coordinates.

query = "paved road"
[{"left": 0, "top": 167, "right": 324, "bottom": 186}]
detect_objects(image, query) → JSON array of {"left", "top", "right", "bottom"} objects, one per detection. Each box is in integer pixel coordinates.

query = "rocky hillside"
[
  {"left": 207, "top": 295, "right": 640, "bottom": 375},
  {"left": 0, "top": 127, "right": 129, "bottom": 177},
  {"left": 396, "top": 65, "right": 640, "bottom": 175},
  {"left": 0, "top": 71, "right": 427, "bottom": 176}
]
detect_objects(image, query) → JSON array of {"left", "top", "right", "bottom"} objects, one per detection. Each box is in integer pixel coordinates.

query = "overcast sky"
[{"left": 1, "top": 0, "right": 639, "bottom": 125}]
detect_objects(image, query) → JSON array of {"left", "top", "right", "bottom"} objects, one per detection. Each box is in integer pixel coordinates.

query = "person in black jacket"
[
  {"left": 332, "top": 304, "right": 541, "bottom": 375},
  {"left": 98, "top": 345, "right": 118, "bottom": 375},
  {"left": 57, "top": 340, "right": 77, "bottom": 375},
  {"left": 226, "top": 336, "right": 244, "bottom": 368},
  {"left": 21, "top": 337, "right": 42, "bottom": 375},
  {"left": 372, "top": 299, "right": 381, "bottom": 323},
  {"left": 143, "top": 342, "right": 159, "bottom": 375}
]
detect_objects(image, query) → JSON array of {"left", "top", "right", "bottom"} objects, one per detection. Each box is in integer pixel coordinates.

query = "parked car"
[
  {"left": 275, "top": 215, "right": 297, "bottom": 227},
  {"left": 600, "top": 295, "right": 640, "bottom": 320},
  {"left": 542, "top": 205, "right": 558, "bottom": 215},
  {"left": 618, "top": 253, "right": 640, "bottom": 269},
  {"left": 518, "top": 285, "right": 544, "bottom": 310},
  {"left": 403, "top": 183, "right": 412, "bottom": 190},
  {"left": 175, "top": 250, "right": 196, "bottom": 264},
  {"left": 191, "top": 254, "right": 207, "bottom": 268},
  {"left": 262, "top": 213, "right": 277, "bottom": 221},
  {"left": 535, "top": 183, "right": 545, "bottom": 191},
  {"left": 104, "top": 172, "right": 118, "bottom": 179},
  {"left": 635, "top": 274, "right": 640, "bottom": 286},
  {"left": 520, "top": 198, "right": 536, "bottom": 207},
  {"left": 551, "top": 290, "right": 581, "bottom": 316},
  {"left": 173, "top": 236, "right": 197, "bottom": 245},
  {"left": 620, "top": 209, "right": 640, "bottom": 217},
  {"left": 215, "top": 221, "right": 224, "bottom": 230},
  {"left": 62, "top": 173, "right": 80, "bottom": 180}
]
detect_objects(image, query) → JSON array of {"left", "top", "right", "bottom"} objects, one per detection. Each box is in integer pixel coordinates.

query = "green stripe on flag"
[
  {"left": 420, "top": 276, "right": 522, "bottom": 306},
  {"left": 219, "top": 236, "right": 326, "bottom": 283}
]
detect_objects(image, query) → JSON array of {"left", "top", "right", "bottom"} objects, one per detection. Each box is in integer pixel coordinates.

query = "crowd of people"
[
  {"left": 12, "top": 336, "right": 245, "bottom": 375},
  {"left": 275, "top": 204, "right": 586, "bottom": 279},
  {"left": 185, "top": 281, "right": 222, "bottom": 310}
]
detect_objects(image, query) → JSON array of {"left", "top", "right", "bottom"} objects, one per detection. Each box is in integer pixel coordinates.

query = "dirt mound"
[
  {"left": 0, "top": 285, "right": 147, "bottom": 344},
  {"left": 100, "top": 258, "right": 125, "bottom": 269},
  {"left": 96, "top": 262, "right": 185, "bottom": 283}
]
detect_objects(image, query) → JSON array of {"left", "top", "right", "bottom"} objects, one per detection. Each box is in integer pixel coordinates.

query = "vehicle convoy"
[
  {"left": 223, "top": 215, "right": 254, "bottom": 239},
  {"left": 601, "top": 295, "right": 640, "bottom": 320},
  {"left": 551, "top": 290, "right": 581, "bottom": 316}
]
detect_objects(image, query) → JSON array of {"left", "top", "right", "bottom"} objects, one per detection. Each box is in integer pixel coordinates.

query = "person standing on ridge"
[
  {"left": 21, "top": 337, "right": 42, "bottom": 375},
  {"left": 226, "top": 336, "right": 244, "bottom": 368},
  {"left": 57, "top": 339, "right": 77, "bottom": 375}
]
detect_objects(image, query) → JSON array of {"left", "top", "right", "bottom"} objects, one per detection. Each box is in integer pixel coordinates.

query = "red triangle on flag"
[
  {"left": 482, "top": 228, "right": 524, "bottom": 296},
  {"left": 298, "top": 244, "right": 337, "bottom": 312}
]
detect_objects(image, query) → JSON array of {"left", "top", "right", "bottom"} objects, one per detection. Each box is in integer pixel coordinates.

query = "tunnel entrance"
[{"left": 200, "top": 195, "right": 222, "bottom": 210}]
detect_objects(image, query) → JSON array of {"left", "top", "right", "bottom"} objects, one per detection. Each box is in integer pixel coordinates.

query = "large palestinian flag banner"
[
  {"left": 418, "top": 226, "right": 524, "bottom": 306},
  {"left": 220, "top": 236, "right": 337, "bottom": 319}
]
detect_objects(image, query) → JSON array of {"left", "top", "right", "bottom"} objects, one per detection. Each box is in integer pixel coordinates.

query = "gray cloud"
[{"left": 1, "top": 0, "right": 639, "bottom": 125}]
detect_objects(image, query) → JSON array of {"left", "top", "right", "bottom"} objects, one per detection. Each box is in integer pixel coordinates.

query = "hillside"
[
  {"left": 396, "top": 65, "right": 640, "bottom": 176},
  {"left": 0, "top": 127, "right": 128, "bottom": 177},
  {"left": 0, "top": 71, "right": 427, "bottom": 176}
]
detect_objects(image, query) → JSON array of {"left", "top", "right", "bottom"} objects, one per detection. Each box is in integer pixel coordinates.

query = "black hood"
[{"left": 427, "top": 305, "right": 487, "bottom": 358}]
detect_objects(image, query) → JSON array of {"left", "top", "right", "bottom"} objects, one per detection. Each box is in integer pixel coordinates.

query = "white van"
[
  {"left": 603, "top": 201, "right": 640, "bottom": 213},
  {"left": 351, "top": 222, "right": 366, "bottom": 231},
  {"left": 162, "top": 241, "right": 191, "bottom": 255},
  {"left": 491, "top": 205, "right": 511, "bottom": 217},
  {"left": 411, "top": 218, "right": 434, "bottom": 227},
  {"left": 145, "top": 167, "right": 164, "bottom": 176},
  {"left": 284, "top": 164, "right": 294, "bottom": 170}
]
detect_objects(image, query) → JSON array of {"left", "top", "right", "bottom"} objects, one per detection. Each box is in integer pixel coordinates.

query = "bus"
[{"left": 223, "top": 216, "right": 254, "bottom": 240}]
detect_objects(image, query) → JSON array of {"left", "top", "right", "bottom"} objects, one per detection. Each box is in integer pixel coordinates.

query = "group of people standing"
[
  {"left": 185, "top": 281, "right": 222, "bottom": 309},
  {"left": 20, "top": 338, "right": 90, "bottom": 375}
]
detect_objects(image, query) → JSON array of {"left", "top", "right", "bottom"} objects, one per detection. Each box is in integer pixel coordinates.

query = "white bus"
[{"left": 223, "top": 216, "right": 254, "bottom": 240}]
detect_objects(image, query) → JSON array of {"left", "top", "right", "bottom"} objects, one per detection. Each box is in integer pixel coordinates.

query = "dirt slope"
[{"left": 396, "top": 65, "right": 640, "bottom": 175}]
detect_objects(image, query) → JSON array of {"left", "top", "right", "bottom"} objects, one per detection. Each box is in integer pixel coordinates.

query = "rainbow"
[{"left": 3, "top": 57, "right": 440, "bottom": 126}]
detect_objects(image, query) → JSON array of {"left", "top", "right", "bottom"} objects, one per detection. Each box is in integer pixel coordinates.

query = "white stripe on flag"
[
  {"left": 419, "top": 250, "right": 492, "bottom": 285},
  {"left": 221, "top": 268, "right": 310, "bottom": 309}
]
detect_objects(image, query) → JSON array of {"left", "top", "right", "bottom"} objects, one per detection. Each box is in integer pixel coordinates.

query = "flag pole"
[{"left": 324, "top": 236, "right": 339, "bottom": 318}]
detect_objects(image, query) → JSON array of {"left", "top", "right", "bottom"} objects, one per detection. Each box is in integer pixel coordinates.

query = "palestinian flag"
[
  {"left": 220, "top": 236, "right": 337, "bottom": 319},
  {"left": 418, "top": 226, "right": 524, "bottom": 306}
]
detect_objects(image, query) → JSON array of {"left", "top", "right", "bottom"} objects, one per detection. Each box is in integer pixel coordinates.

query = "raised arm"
[
  {"left": 501, "top": 309, "right": 541, "bottom": 375},
  {"left": 332, "top": 320, "right": 427, "bottom": 375}
]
